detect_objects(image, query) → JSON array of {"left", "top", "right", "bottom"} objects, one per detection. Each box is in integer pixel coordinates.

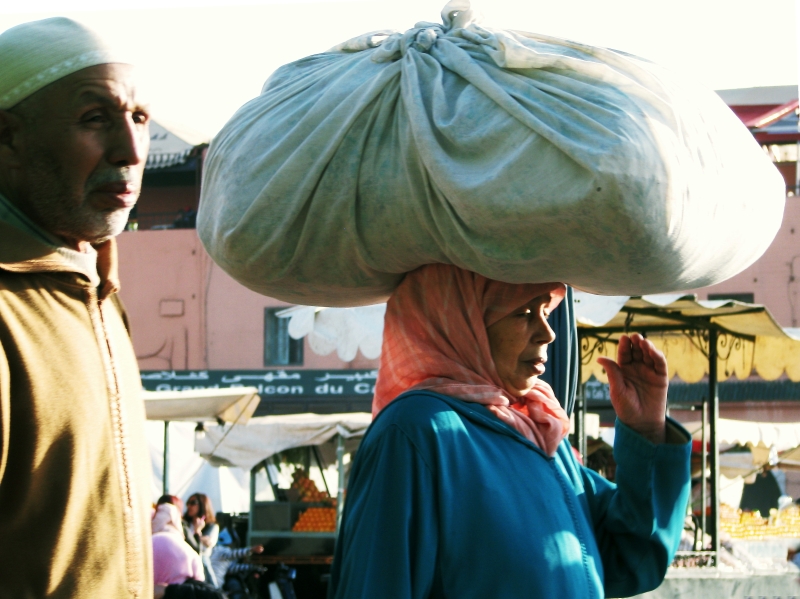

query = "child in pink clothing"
[{"left": 152, "top": 503, "right": 204, "bottom": 585}]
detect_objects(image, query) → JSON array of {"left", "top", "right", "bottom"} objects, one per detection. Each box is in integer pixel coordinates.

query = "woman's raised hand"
[{"left": 596, "top": 333, "right": 667, "bottom": 444}]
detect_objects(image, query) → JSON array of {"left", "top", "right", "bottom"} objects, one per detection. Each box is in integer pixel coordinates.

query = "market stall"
[
  {"left": 194, "top": 412, "right": 372, "bottom": 563},
  {"left": 574, "top": 293, "right": 800, "bottom": 569},
  {"left": 143, "top": 386, "right": 260, "bottom": 497}
]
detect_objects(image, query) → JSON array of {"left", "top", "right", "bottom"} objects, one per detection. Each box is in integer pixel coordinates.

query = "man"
[{"left": 0, "top": 18, "right": 152, "bottom": 598}]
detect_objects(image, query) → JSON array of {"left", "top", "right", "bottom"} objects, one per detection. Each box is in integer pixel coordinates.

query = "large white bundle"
[{"left": 199, "top": 1, "right": 785, "bottom": 306}]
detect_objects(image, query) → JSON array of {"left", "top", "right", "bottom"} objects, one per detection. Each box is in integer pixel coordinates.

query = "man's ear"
[{"left": 0, "top": 109, "right": 25, "bottom": 169}]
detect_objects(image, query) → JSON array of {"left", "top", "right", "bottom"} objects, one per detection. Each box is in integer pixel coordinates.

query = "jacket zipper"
[
  {"left": 551, "top": 458, "right": 597, "bottom": 599},
  {"left": 85, "top": 287, "right": 143, "bottom": 598}
]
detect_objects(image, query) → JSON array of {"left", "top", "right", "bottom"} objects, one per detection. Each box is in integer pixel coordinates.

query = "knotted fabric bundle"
[
  {"left": 373, "top": 264, "right": 570, "bottom": 456},
  {"left": 0, "top": 17, "right": 130, "bottom": 109},
  {"left": 199, "top": 0, "right": 784, "bottom": 306}
]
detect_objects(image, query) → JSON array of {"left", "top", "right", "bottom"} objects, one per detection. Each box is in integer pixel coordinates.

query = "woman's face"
[
  {"left": 186, "top": 497, "right": 199, "bottom": 518},
  {"left": 486, "top": 294, "right": 556, "bottom": 398}
]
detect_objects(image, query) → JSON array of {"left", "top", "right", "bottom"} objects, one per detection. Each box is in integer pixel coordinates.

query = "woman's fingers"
[
  {"left": 617, "top": 334, "right": 632, "bottom": 364},
  {"left": 635, "top": 335, "right": 655, "bottom": 368},
  {"left": 597, "top": 356, "right": 627, "bottom": 399},
  {"left": 648, "top": 342, "right": 668, "bottom": 376},
  {"left": 629, "top": 334, "right": 644, "bottom": 362},
  {"left": 620, "top": 334, "right": 667, "bottom": 374},
  {"left": 632, "top": 334, "right": 668, "bottom": 376}
]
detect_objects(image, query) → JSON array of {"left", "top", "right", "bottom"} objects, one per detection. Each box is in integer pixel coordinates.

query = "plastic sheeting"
[
  {"left": 145, "top": 420, "right": 250, "bottom": 513},
  {"left": 198, "top": 0, "right": 783, "bottom": 306},
  {"left": 195, "top": 413, "right": 372, "bottom": 472},
  {"left": 278, "top": 305, "right": 385, "bottom": 361}
]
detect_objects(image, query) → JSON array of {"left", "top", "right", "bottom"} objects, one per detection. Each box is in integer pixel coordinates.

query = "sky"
[{"left": 1, "top": 0, "right": 797, "bottom": 139}]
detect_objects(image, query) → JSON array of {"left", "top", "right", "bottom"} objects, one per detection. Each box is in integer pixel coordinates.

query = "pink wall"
[
  {"left": 118, "top": 195, "right": 799, "bottom": 373},
  {"left": 116, "top": 229, "right": 379, "bottom": 372},
  {"left": 137, "top": 185, "right": 199, "bottom": 217},
  {"left": 685, "top": 196, "right": 800, "bottom": 327}
]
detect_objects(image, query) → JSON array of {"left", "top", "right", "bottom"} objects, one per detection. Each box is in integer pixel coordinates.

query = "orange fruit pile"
[
  {"left": 291, "top": 470, "right": 330, "bottom": 503},
  {"left": 292, "top": 507, "right": 337, "bottom": 532}
]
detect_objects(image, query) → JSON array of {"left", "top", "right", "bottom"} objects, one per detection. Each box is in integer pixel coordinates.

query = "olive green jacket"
[{"left": 0, "top": 220, "right": 153, "bottom": 598}]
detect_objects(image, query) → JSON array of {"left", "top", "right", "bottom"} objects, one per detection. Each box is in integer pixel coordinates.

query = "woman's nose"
[{"left": 532, "top": 314, "right": 556, "bottom": 345}]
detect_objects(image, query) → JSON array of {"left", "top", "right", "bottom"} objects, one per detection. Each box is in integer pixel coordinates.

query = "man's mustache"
[{"left": 87, "top": 167, "right": 139, "bottom": 190}]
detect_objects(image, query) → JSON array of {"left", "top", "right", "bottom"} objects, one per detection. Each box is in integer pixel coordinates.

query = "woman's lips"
[{"left": 524, "top": 358, "right": 547, "bottom": 376}]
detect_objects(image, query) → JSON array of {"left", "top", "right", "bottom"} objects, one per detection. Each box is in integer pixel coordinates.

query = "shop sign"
[
  {"left": 583, "top": 378, "right": 611, "bottom": 401},
  {"left": 141, "top": 369, "right": 378, "bottom": 398}
]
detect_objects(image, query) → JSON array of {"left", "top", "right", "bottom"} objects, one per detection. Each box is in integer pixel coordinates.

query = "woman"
[
  {"left": 157, "top": 494, "right": 184, "bottom": 513},
  {"left": 184, "top": 493, "right": 219, "bottom": 585},
  {"left": 152, "top": 503, "right": 204, "bottom": 587},
  {"left": 329, "top": 265, "right": 691, "bottom": 599}
]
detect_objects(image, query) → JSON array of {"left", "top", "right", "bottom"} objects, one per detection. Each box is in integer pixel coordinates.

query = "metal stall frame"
[
  {"left": 576, "top": 303, "right": 756, "bottom": 567},
  {"left": 247, "top": 433, "right": 350, "bottom": 563}
]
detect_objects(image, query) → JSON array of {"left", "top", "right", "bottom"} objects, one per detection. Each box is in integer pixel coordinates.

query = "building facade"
[{"left": 125, "top": 92, "right": 800, "bottom": 417}]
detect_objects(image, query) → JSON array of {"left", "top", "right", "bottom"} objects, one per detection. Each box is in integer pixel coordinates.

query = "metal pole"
[
  {"left": 248, "top": 463, "right": 257, "bottom": 546},
  {"left": 709, "top": 329, "right": 721, "bottom": 563},
  {"left": 795, "top": 140, "right": 800, "bottom": 196},
  {"left": 580, "top": 387, "right": 588, "bottom": 460},
  {"left": 574, "top": 392, "right": 585, "bottom": 459},
  {"left": 700, "top": 398, "right": 707, "bottom": 549},
  {"left": 574, "top": 354, "right": 586, "bottom": 460},
  {"left": 162, "top": 421, "right": 170, "bottom": 495},
  {"left": 336, "top": 434, "right": 346, "bottom": 535}
]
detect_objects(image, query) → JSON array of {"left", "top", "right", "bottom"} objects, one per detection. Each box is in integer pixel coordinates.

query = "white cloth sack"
[{"left": 199, "top": 0, "right": 785, "bottom": 306}]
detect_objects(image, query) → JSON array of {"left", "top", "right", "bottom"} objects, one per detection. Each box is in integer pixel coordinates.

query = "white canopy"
[
  {"left": 143, "top": 387, "right": 260, "bottom": 424},
  {"left": 682, "top": 418, "right": 800, "bottom": 453},
  {"left": 195, "top": 412, "right": 372, "bottom": 471}
]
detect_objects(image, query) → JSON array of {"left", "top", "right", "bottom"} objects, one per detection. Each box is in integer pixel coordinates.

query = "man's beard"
[{"left": 22, "top": 151, "right": 138, "bottom": 245}]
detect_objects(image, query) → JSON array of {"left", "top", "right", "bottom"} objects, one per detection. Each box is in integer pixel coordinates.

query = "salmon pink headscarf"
[{"left": 373, "top": 264, "right": 571, "bottom": 456}]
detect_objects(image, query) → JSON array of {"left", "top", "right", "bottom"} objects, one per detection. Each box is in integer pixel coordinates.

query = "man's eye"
[
  {"left": 82, "top": 110, "right": 106, "bottom": 123},
  {"left": 132, "top": 111, "right": 149, "bottom": 125}
]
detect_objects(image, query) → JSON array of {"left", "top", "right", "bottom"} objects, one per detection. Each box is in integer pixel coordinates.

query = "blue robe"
[{"left": 329, "top": 391, "right": 691, "bottom": 599}]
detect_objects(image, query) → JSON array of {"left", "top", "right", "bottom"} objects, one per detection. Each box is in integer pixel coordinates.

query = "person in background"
[
  {"left": 157, "top": 494, "right": 185, "bottom": 514},
  {"left": 0, "top": 16, "right": 152, "bottom": 598},
  {"left": 184, "top": 493, "right": 220, "bottom": 585},
  {"left": 157, "top": 494, "right": 198, "bottom": 546},
  {"left": 152, "top": 503, "right": 204, "bottom": 589},
  {"left": 210, "top": 514, "right": 266, "bottom": 590}
]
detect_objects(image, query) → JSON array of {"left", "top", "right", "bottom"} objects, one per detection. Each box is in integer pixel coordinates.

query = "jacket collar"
[{"left": 0, "top": 219, "right": 120, "bottom": 300}]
